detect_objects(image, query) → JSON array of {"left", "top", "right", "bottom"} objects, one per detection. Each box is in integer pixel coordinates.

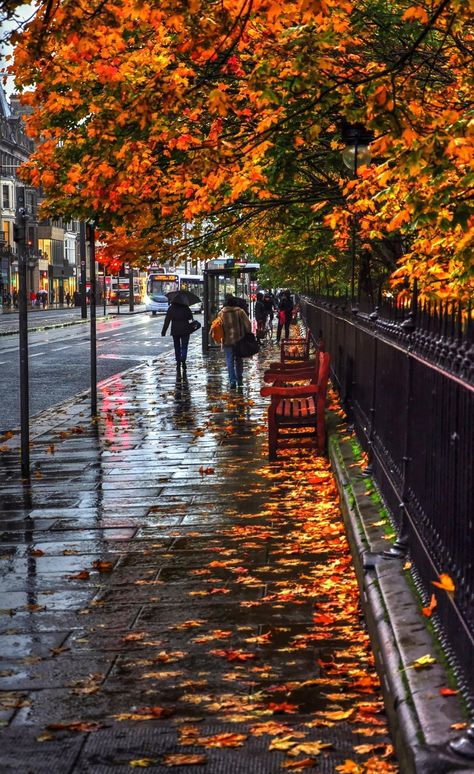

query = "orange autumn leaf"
[
  {"left": 122, "top": 632, "right": 147, "bottom": 642},
  {"left": 163, "top": 753, "right": 207, "bottom": 766},
  {"left": 321, "top": 709, "right": 354, "bottom": 721},
  {"left": 249, "top": 721, "right": 294, "bottom": 736},
  {"left": 113, "top": 706, "right": 170, "bottom": 721},
  {"left": 67, "top": 571, "right": 90, "bottom": 581},
  {"left": 210, "top": 649, "right": 257, "bottom": 662},
  {"left": 268, "top": 702, "right": 299, "bottom": 714},
  {"left": 282, "top": 759, "right": 317, "bottom": 770},
  {"left": 288, "top": 741, "right": 333, "bottom": 756},
  {"left": 199, "top": 732, "right": 247, "bottom": 748},
  {"left": 92, "top": 560, "right": 114, "bottom": 573},
  {"left": 439, "top": 687, "right": 458, "bottom": 696},
  {"left": 47, "top": 721, "right": 102, "bottom": 732},
  {"left": 336, "top": 761, "right": 364, "bottom": 774},
  {"left": 432, "top": 573, "right": 455, "bottom": 593},
  {"left": 421, "top": 593, "right": 437, "bottom": 617}
]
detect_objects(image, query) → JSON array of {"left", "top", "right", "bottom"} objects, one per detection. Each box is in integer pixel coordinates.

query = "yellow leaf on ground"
[
  {"left": 410, "top": 654, "right": 436, "bottom": 670},
  {"left": 288, "top": 741, "right": 333, "bottom": 756}
]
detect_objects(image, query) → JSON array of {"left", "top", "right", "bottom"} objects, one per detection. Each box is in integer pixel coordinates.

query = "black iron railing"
[{"left": 300, "top": 293, "right": 474, "bottom": 707}]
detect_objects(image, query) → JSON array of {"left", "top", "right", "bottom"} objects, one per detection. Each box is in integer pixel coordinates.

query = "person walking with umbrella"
[{"left": 161, "top": 290, "right": 198, "bottom": 372}]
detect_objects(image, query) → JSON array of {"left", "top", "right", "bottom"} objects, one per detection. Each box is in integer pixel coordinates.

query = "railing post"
[
  {"left": 363, "top": 312, "right": 378, "bottom": 476},
  {"left": 384, "top": 349, "right": 413, "bottom": 557}
]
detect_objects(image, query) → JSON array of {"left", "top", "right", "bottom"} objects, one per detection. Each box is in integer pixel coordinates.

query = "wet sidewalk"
[{"left": 0, "top": 338, "right": 396, "bottom": 773}]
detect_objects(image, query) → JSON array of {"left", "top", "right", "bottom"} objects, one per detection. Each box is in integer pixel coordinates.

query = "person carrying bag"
[{"left": 219, "top": 294, "right": 253, "bottom": 388}]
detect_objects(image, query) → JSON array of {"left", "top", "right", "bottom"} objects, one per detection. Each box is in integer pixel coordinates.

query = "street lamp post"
[
  {"left": 88, "top": 223, "right": 98, "bottom": 416},
  {"left": 14, "top": 207, "right": 30, "bottom": 479},
  {"left": 79, "top": 222, "right": 87, "bottom": 319},
  {"left": 341, "top": 123, "right": 372, "bottom": 312}
]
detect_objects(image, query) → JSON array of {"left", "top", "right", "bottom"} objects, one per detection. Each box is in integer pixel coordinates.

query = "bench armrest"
[{"left": 261, "top": 384, "right": 318, "bottom": 398}]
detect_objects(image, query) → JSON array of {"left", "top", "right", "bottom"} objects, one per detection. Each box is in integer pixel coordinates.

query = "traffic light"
[{"left": 13, "top": 222, "right": 25, "bottom": 243}]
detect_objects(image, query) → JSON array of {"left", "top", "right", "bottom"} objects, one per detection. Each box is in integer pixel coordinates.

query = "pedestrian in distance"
[
  {"left": 263, "top": 291, "right": 277, "bottom": 321},
  {"left": 219, "top": 294, "right": 251, "bottom": 389},
  {"left": 65, "top": 292, "right": 71, "bottom": 307},
  {"left": 254, "top": 291, "right": 267, "bottom": 342},
  {"left": 161, "top": 299, "right": 194, "bottom": 371},
  {"left": 276, "top": 289, "right": 294, "bottom": 343}
]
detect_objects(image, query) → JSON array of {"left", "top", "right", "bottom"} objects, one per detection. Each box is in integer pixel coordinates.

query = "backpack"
[{"left": 210, "top": 315, "right": 224, "bottom": 344}]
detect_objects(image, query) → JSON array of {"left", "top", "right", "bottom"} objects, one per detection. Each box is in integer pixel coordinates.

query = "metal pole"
[
  {"left": 117, "top": 274, "right": 120, "bottom": 315},
  {"left": 17, "top": 209, "right": 30, "bottom": 479},
  {"left": 79, "top": 222, "right": 87, "bottom": 319},
  {"left": 103, "top": 274, "right": 107, "bottom": 317},
  {"left": 89, "top": 223, "right": 97, "bottom": 416},
  {"left": 350, "top": 138, "right": 359, "bottom": 312},
  {"left": 129, "top": 269, "right": 134, "bottom": 313}
]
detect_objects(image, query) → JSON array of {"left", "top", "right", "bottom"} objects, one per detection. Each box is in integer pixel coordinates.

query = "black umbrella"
[{"left": 166, "top": 290, "right": 201, "bottom": 306}]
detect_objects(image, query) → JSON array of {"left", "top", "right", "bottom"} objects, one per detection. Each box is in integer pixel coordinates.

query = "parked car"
[{"left": 146, "top": 293, "right": 169, "bottom": 315}]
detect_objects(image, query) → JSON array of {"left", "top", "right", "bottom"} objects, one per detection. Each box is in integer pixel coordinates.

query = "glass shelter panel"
[{"left": 202, "top": 259, "right": 259, "bottom": 350}]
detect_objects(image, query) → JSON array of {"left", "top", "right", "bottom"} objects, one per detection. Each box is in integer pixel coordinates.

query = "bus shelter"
[{"left": 202, "top": 259, "right": 259, "bottom": 351}]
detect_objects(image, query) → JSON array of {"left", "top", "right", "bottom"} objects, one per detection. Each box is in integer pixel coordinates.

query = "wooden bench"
[
  {"left": 261, "top": 351, "right": 331, "bottom": 461},
  {"left": 280, "top": 329, "right": 312, "bottom": 363},
  {"left": 266, "top": 331, "right": 324, "bottom": 375}
]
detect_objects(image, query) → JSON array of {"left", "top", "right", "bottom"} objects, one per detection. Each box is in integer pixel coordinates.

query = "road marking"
[
  {"left": 30, "top": 351, "right": 45, "bottom": 357},
  {"left": 51, "top": 346, "right": 71, "bottom": 351}
]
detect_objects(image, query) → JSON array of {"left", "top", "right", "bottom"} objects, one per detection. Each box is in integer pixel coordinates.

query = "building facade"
[{"left": 0, "top": 87, "right": 79, "bottom": 308}]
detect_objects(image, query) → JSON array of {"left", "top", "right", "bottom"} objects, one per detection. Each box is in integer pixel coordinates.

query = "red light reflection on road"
[{"left": 100, "top": 377, "right": 132, "bottom": 449}]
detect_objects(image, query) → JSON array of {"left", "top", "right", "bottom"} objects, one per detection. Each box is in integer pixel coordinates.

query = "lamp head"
[{"left": 342, "top": 144, "right": 372, "bottom": 172}]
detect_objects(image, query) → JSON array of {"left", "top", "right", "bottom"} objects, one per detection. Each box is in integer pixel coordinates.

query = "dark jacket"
[
  {"left": 161, "top": 302, "right": 193, "bottom": 336},
  {"left": 279, "top": 294, "right": 294, "bottom": 320},
  {"left": 254, "top": 299, "right": 266, "bottom": 322}
]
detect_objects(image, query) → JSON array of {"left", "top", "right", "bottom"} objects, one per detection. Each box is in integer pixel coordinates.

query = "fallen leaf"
[
  {"left": 129, "top": 759, "right": 157, "bottom": 768},
  {"left": 163, "top": 753, "right": 207, "bottom": 766},
  {"left": 439, "top": 687, "right": 458, "bottom": 696},
  {"left": 410, "top": 654, "right": 436, "bottom": 670},
  {"left": 268, "top": 702, "right": 299, "bottom": 714},
  {"left": 432, "top": 573, "right": 455, "bottom": 593},
  {"left": 92, "top": 560, "right": 114, "bottom": 573},
  {"left": 268, "top": 735, "right": 298, "bottom": 751},
  {"left": 336, "top": 761, "right": 364, "bottom": 773},
  {"left": 421, "top": 594, "right": 437, "bottom": 618},
  {"left": 67, "top": 571, "right": 90, "bottom": 581},
  {"left": 282, "top": 759, "right": 318, "bottom": 770},
  {"left": 320, "top": 709, "right": 354, "bottom": 721},
  {"left": 288, "top": 741, "right": 333, "bottom": 756},
  {"left": 199, "top": 732, "right": 247, "bottom": 748},
  {"left": 113, "top": 706, "right": 171, "bottom": 721},
  {"left": 210, "top": 649, "right": 257, "bottom": 662},
  {"left": 47, "top": 721, "right": 102, "bottom": 732}
]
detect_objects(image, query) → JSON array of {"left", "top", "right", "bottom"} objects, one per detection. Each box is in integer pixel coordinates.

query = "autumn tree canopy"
[{"left": 7, "top": 0, "right": 474, "bottom": 299}]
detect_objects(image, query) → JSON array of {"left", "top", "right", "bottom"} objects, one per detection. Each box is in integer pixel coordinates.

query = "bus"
[
  {"left": 146, "top": 272, "right": 204, "bottom": 314},
  {"left": 108, "top": 276, "right": 143, "bottom": 305}
]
